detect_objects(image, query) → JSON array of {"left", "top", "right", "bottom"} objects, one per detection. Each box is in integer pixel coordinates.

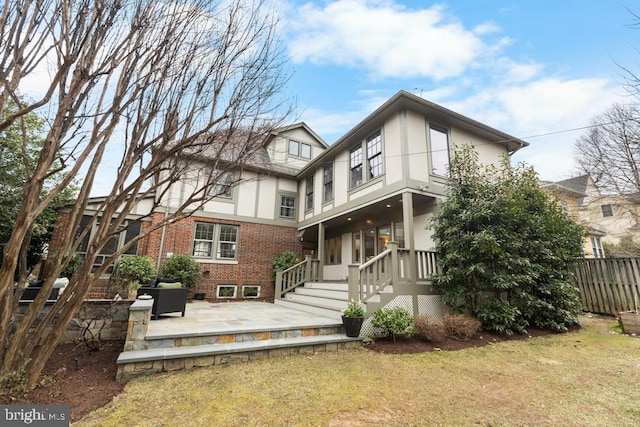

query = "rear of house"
[{"left": 49, "top": 90, "right": 527, "bottom": 302}]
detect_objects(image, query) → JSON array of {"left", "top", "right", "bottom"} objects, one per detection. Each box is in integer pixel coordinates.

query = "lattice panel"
[{"left": 361, "top": 295, "right": 446, "bottom": 338}]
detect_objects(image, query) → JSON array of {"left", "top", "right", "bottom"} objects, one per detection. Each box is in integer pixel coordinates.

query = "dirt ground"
[{"left": 2, "top": 328, "right": 563, "bottom": 423}]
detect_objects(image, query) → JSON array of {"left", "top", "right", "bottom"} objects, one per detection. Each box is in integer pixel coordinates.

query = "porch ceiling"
[{"left": 300, "top": 192, "right": 437, "bottom": 242}]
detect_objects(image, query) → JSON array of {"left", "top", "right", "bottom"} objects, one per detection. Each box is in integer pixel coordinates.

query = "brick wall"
[{"left": 148, "top": 214, "right": 303, "bottom": 302}]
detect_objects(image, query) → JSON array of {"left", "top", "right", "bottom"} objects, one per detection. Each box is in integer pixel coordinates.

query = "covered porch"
[{"left": 276, "top": 190, "right": 445, "bottom": 322}]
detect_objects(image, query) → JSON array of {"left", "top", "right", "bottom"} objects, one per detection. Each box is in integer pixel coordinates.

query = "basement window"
[
  {"left": 217, "top": 285, "right": 237, "bottom": 298},
  {"left": 242, "top": 285, "right": 260, "bottom": 298}
]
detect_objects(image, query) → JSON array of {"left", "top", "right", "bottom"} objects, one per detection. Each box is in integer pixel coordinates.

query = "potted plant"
[{"left": 342, "top": 299, "right": 365, "bottom": 337}]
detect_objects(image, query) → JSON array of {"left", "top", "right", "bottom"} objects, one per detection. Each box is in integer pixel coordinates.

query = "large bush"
[
  {"left": 161, "top": 255, "right": 201, "bottom": 289},
  {"left": 431, "top": 147, "right": 584, "bottom": 334},
  {"left": 116, "top": 256, "right": 156, "bottom": 285}
]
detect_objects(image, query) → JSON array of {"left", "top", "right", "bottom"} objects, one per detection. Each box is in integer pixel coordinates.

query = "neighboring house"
[
  {"left": 540, "top": 177, "right": 606, "bottom": 258},
  {"left": 543, "top": 174, "right": 640, "bottom": 258},
  {"left": 49, "top": 90, "right": 528, "bottom": 303}
]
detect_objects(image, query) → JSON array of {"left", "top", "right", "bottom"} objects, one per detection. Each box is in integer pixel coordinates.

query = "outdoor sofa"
[{"left": 136, "top": 278, "right": 188, "bottom": 320}]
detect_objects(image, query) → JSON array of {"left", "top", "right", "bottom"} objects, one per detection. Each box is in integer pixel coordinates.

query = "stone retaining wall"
[{"left": 16, "top": 300, "right": 133, "bottom": 343}]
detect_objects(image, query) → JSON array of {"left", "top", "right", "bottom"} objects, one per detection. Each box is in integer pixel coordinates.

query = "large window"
[
  {"left": 305, "top": 176, "right": 314, "bottom": 211},
  {"left": 323, "top": 163, "right": 333, "bottom": 202},
  {"left": 429, "top": 126, "right": 450, "bottom": 176},
  {"left": 74, "top": 215, "right": 142, "bottom": 275},
  {"left": 280, "top": 194, "right": 296, "bottom": 219},
  {"left": 350, "top": 129, "right": 383, "bottom": 189},
  {"left": 289, "top": 140, "right": 312, "bottom": 159},
  {"left": 192, "top": 222, "right": 239, "bottom": 260}
]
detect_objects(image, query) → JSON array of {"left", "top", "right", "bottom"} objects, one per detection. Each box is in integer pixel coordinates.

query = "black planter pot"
[
  {"left": 341, "top": 315, "right": 364, "bottom": 337},
  {"left": 194, "top": 292, "right": 206, "bottom": 300}
]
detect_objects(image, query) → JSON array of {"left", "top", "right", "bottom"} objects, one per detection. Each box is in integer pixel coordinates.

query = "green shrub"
[
  {"left": 444, "top": 313, "right": 482, "bottom": 340},
  {"left": 371, "top": 307, "right": 413, "bottom": 342},
  {"left": 161, "top": 255, "right": 201, "bottom": 289},
  {"left": 431, "top": 146, "right": 584, "bottom": 334},
  {"left": 272, "top": 251, "right": 299, "bottom": 279},
  {"left": 116, "top": 256, "right": 156, "bottom": 285},
  {"left": 414, "top": 315, "right": 446, "bottom": 342}
]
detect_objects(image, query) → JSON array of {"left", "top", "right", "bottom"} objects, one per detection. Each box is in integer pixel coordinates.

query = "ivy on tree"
[{"left": 431, "top": 147, "right": 584, "bottom": 334}]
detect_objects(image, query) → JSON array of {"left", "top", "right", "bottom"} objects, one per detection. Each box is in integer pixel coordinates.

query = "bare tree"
[
  {"left": 574, "top": 103, "right": 640, "bottom": 195},
  {"left": 0, "top": 0, "right": 290, "bottom": 387}
]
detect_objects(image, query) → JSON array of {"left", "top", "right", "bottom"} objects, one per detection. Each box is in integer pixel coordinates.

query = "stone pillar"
[{"left": 123, "top": 298, "right": 153, "bottom": 352}]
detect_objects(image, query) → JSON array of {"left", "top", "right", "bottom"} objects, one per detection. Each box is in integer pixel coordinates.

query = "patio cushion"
[
  {"left": 147, "top": 277, "right": 177, "bottom": 287},
  {"left": 157, "top": 282, "right": 183, "bottom": 289}
]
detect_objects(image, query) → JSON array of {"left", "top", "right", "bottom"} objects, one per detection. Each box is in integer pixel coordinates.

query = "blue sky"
[{"left": 279, "top": 0, "right": 637, "bottom": 181}]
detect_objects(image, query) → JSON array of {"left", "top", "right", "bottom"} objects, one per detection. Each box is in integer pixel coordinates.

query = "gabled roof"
[
  {"left": 553, "top": 175, "right": 591, "bottom": 195},
  {"left": 297, "top": 90, "right": 529, "bottom": 178},
  {"left": 268, "top": 122, "right": 328, "bottom": 149}
]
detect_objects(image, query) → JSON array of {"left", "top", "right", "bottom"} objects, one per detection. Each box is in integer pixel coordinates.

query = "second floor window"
[
  {"left": 210, "top": 171, "right": 235, "bottom": 199},
  {"left": 305, "top": 176, "right": 314, "bottom": 211},
  {"left": 323, "top": 163, "right": 333, "bottom": 202},
  {"left": 350, "top": 129, "right": 383, "bottom": 189},
  {"left": 601, "top": 204, "right": 613, "bottom": 217},
  {"left": 280, "top": 195, "right": 296, "bottom": 218},
  {"left": 429, "top": 125, "right": 450, "bottom": 176}
]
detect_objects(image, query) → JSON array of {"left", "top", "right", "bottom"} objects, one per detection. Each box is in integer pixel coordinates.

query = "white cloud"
[{"left": 286, "top": 0, "right": 491, "bottom": 79}]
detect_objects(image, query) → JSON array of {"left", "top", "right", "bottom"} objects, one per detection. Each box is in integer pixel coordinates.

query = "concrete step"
[
  {"left": 304, "top": 282, "right": 348, "bottom": 291},
  {"left": 274, "top": 299, "right": 343, "bottom": 320},
  {"left": 117, "top": 333, "right": 361, "bottom": 381},
  {"left": 293, "top": 287, "right": 348, "bottom": 300},
  {"left": 284, "top": 293, "right": 347, "bottom": 310}
]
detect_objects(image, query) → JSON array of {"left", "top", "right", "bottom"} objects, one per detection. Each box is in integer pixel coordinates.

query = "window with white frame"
[
  {"left": 74, "top": 215, "right": 142, "bottom": 275},
  {"left": 210, "top": 171, "right": 235, "bottom": 199},
  {"left": 590, "top": 236, "right": 605, "bottom": 258},
  {"left": 289, "top": 140, "right": 311, "bottom": 159},
  {"left": 323, "top": 163, "right": 333, "bottom": 202},
  {"left": 192, "top": 222, "right": 239, "bottom": 260},
  {"left": 217, "top": 285, "right": 237, "bottom": 298},
  {"left": 242, "top": 285, "right": 260, "bottom": 298},
  {"left": 601, "top": 204, "right": 613, "bottom": 217},
  {"left": 429, "top": 125, "right": 450, "bottom": 176},
  {"left": 305, "top": 176, "right": 314, "bottom": 211},
  {"left": 280, "top": 194, "right": 296, "bottom": 219},
  {"left": 349, "top": 129, "right": 383, "bottom": 189}
]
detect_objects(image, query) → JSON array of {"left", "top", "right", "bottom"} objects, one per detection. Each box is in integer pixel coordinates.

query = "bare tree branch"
[{"left": 0, "top": 0, "right": 291, "bottom": 386}]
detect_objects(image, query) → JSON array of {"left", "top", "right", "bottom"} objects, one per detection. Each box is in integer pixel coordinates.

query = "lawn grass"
[{"left": 77, "top": 317, "right": 640, "bottom": 426}]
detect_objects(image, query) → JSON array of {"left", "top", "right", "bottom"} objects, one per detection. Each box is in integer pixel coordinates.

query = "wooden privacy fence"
[{"left": 572, "top": 258, "right": 640, "bottom": 316}]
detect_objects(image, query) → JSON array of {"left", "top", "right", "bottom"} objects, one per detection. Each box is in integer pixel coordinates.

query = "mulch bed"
[{"left": 1, "top": 341, "right": 125, "bottom": 423}]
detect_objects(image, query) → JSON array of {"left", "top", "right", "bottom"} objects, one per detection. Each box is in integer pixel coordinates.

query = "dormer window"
[{"left": 289, "top": 140, "right": 311, "bottom": 159}]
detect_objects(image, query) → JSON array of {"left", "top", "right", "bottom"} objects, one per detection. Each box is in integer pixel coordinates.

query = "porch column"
[
  {"left": 317, "top": 222, "right": 325, "bottom": 281},
  {"left": 402, "top": 192, "right": 419, "bottom": 316}
]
